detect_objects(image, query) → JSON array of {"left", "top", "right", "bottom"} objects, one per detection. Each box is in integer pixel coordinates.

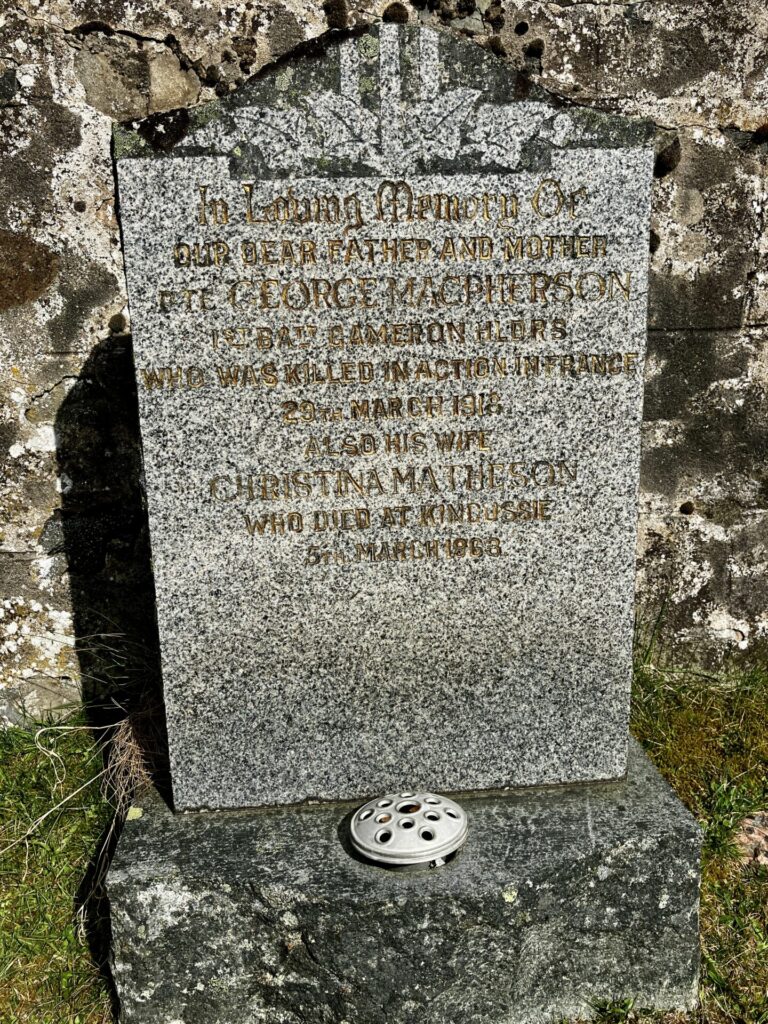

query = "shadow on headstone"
[
  {"left": 55, "top": 330, "right": 171, "bottom": 805},
  {"left": 55, "top": 329, "right": 172, "bottom": 1013}
]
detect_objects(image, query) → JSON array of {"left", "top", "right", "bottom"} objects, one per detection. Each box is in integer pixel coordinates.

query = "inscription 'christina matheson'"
[{"left": 209, "top": 459, "right": 577, "bottom": 503}]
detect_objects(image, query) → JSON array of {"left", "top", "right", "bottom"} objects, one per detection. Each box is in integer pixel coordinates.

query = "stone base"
[{"left": 108, "top": 740, "right": 701, "bottom": 1023}]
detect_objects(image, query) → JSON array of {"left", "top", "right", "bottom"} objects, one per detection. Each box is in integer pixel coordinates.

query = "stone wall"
[{"left": 1, "top": 0, "right": 766, "bottom": 723}]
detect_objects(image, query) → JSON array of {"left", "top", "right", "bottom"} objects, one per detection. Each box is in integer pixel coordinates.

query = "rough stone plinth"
[{"left": 108, "top": 740, "right": 701, "bottom": 1023}]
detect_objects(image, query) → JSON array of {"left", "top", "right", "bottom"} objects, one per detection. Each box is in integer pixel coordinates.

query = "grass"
[
  {"left": 0, "top": 659, "right": 767, "bottom": 1023},
  {"left": 0, "top": 719, "right": 113, "bottom": 1024},
  {"left": 631, "top": 662, "right": 768, "bottom": 1024}
]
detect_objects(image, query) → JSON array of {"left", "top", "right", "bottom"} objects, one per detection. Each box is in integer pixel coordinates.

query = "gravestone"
[
  {"left": 117, "top": 24, "right": 652, "bottom": 812},
  {"left": 108, "top": 25, "right": 701, "bottom": 1023}
]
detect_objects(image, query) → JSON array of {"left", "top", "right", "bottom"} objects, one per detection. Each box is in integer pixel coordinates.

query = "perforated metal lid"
[{"left": 350, "top": 791, "right": 468, "bottom": 867}]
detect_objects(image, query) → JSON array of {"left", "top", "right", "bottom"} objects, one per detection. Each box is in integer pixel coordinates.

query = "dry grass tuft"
[
  {"left": 103, "top": 713, "right": 154, "bottom": 817},
  {"left": 0, "top": 691, "right": 165, "bottom": 1024}
]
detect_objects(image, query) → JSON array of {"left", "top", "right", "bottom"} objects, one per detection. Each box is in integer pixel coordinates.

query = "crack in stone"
[
  {"left": 546, "top": 1, "right": 637, "bottom": 6},
  {"left": 63, "top": 19, "right": 202, "bottom": 85},
  {"left": 647, "top": 326, "right": 753, "bottom": 334},
  {"left": 27, "top": 375, "right": 79, "bottom": 406}
]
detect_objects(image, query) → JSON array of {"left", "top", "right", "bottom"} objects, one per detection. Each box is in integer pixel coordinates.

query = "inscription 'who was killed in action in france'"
[{"left": 130, "top": 172, "right": 642, "bottom": 568}]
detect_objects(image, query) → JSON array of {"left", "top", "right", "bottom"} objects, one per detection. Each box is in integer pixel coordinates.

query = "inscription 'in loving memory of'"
[{"left": 137, "top": 175, "right": 642, "bottom": 567}]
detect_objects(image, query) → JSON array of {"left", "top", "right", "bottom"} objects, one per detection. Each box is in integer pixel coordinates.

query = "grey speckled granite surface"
[
  {"left": 108, "top": 740, "right": 701, "bottom": 1024},
  {"left": 116, "top": 24, "right": 654, "bottom": 809}
]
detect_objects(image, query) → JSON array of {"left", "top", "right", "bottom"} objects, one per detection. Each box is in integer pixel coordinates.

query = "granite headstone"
[
  {"left": 109, "top": 26, "right": 701, "bottom": 1024},
  {"left": 116, "top": 25, "right": 653, "bottom": 810}
]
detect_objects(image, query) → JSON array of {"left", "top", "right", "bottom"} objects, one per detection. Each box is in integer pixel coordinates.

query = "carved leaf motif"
[
  {"left": 184, "top": 115, "right": 234, "bottom": 151},
  {"left": 241, "top": 107, "right": 315, "bottom": 165},
  {"left": 186, "top": 107, "right": 313, "bottom": 163},
  {"left": 406, "top": 88, "right": 481, "bottom": 160},
  {"left": 466, "top": 103, "right": 550, "bottom": 168},
  {"left": 308, "top": 92, "right": 379, "bottom": 161}
]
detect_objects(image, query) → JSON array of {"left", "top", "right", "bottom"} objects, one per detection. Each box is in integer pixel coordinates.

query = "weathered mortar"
[{"left": 1, "top": 0, "right": 766, "bottom": 723}]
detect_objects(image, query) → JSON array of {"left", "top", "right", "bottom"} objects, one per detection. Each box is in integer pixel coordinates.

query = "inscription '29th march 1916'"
[{"left": 130, "top": 173, "right": 641, "bottom": 568}]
